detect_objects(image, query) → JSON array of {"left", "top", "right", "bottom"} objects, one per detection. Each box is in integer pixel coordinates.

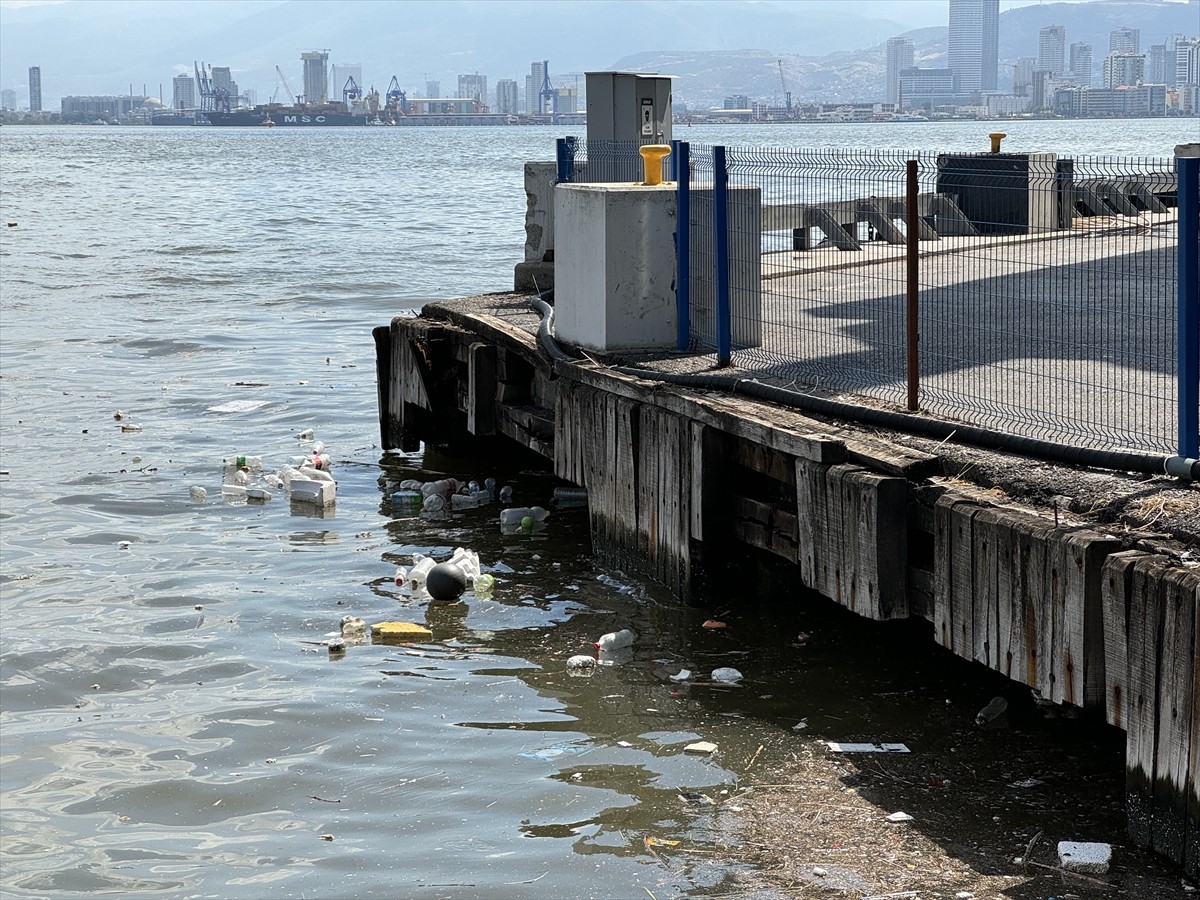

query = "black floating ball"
[{"left": 426, "top": 562, "right": 468, "bottom": 603}]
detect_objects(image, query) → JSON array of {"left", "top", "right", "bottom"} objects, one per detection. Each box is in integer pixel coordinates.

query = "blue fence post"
[
  {"left": 1178, "top": 151, "right": 1200, "bottom": 460},
  {"left": 714, "top": 145, "right": 731, "bottom": 367},
  {"left": 556, "top": 135, "right": 577, "bottom": 183},
  {"left": 674, "top": 140, "right": 691, "bottom": 351}
]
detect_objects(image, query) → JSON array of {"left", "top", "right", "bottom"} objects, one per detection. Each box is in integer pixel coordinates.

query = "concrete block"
[
  {"left": 554, "top": 182, "right": 678, "bottom": 352},
  {"left": 290, "top": 478, "right": 335, "bottom": 506},
  {"left": 1057, "top": 841, "right": 1111, "bottom": 875}
]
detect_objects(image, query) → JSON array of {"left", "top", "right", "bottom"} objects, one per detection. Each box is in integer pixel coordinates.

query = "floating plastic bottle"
[
  {"left": 407, "top": 554, "right": 435, "bottom": 587},
  {"left": 340, "top": 616, "right": 366, "bottom": 640},
  {"left": 499, "top": 506, "right": 549, "bottom": 527},
  {"left": 223, "top": 455, "right": 262, "bottom": 470},
  {"left": 189, "top": 486, "right": 207, "bottom": 503},
  {"left": 310, "top": 452, "right": 332, "bottom": 471},
  {"left": 311, "top": 440, "right": 326, "bottom": 455},
  {"left": 498, "top": 485, "right": 514, "bottom": 504},
  {"left": 471, "top": 573, "right": 495, "bottom": 594},
  {"left": 394, "top": 566, "right": 409, "bottom": 586},
  {"left": 278, "top": 465, "right": 303, "bottom": 488},
  {"left": 595, "top": 628, "right": 636, "bottom": 651},
  {"left": 711, "top": 667, "right": 743, "bottom": 684},
  {"left": 398, "top": 479, "right": 422, "bottom": 490},
  {"left": 421, "top": 478, "right": 457, "bottom": 497},
  {"left": 450, "top": 492, "right": 480, "bottom": 510},
  {"left": 231, "top": 468, "right": 249, "bottom": 486},
  {"left": 553, "top": 486, "right": 589, "bottom": 505},
  {"left": 295, "top": 428, "right": 315, "bottom": 440},
  {"left": 299, "top": 465, "right": 334, "bottom": 484},
  {"left": 422, "top": 494, "right": 446, "bottom": 513}
]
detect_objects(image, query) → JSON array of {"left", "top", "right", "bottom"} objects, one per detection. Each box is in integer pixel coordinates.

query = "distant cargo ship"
[{"left": 205, "top": 102, "right": 369, "bottom": 127}]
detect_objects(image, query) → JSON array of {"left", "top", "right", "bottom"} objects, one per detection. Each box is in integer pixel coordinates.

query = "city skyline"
[{"left": 2, "top": 0, "right": 1197, "bottom": 118}]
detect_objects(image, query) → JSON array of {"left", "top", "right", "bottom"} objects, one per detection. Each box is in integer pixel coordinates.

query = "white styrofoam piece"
[{"left": 290, "top": 478, "right": 335, "bottom": 506}]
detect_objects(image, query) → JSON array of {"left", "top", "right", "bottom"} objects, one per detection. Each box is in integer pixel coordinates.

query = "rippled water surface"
[{"left": 0, "top": 122, "right": 1188, "bottom": 899}]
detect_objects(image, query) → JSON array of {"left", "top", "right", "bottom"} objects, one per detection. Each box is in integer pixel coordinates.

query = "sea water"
[{"left": 0, "top": 120, "right": 1189, "bottom": 898}]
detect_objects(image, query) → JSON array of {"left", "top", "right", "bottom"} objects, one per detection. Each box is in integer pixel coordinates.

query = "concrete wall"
[{"left": 554, "top": 182, "right": 678, "bottom": 352}]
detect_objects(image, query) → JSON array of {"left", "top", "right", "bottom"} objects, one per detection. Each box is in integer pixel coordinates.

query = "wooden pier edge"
[{"left": 378, "top": 305, "right": 1200, "bottom": 878}]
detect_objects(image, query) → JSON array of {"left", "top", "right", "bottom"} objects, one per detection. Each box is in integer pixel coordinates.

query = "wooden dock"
[{"left": 374, "top": 296, "right": 1199, "bottom": 879}]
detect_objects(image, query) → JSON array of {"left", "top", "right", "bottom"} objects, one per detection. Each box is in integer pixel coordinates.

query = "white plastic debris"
[
  {"left": 189, "top": 486, "right": 207, "bottom": 503},
  {"left": 117, "top": 540, "right": 132, "bottom": 550},
  {"left": 1057, "top": 841, "right": 1111, "bottom": 876},
  {"left": 886, "top": 811, "right": 914, "bottom": 822},
  {"left": 290, "top": 478, "right": 335, "bottom": 506},
  {"left": 669, "top": 669, "right": 692, "bottom": 683},
  {"left": 295, "top": 428, "right": 315, "bottom": 440},
  {"left": 710, "top": 667, "right": 743, "bottom": 684},
  {"left": 975, "top": 696, "right": 1008, "bottom": 725},
  {"left": 595, "top": 629, "right": 636, "bottom": 651},
  {"left": 566, "top": 655, "right": 597, "bottom": 671},
  {"left": 825, "top": 742, "right": 910, "bottom": 753},
  {"left": 246, "top": 488, "right": 271, "bottom": 502},
  {"left": 684, "top": 741, "right": 718, "bottom": 755}
]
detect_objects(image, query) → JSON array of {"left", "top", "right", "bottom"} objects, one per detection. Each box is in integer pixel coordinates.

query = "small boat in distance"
[{"left": 890, "top": 113, "right": 930, "bottom": 122}]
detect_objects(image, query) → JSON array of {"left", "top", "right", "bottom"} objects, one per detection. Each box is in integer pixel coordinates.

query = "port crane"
[
  {"left": 385, "top": 76, "right": 407, "bottom": 116},
  {"left": 538, "top": 60, "right": 558, "bottom": 122},
  {"left": 778, "top": 59, "right": 793, "bottom": 119},
  {"left": 273, "top": 66, "right": 296, "bottom": 105},
  {"left": 342, "top": 76, "right": 362, "bottom": 105}
]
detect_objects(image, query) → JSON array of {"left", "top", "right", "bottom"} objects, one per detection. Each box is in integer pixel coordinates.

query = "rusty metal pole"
[{"left": 906, "top": 159, "right": 920, "bottom": 412}]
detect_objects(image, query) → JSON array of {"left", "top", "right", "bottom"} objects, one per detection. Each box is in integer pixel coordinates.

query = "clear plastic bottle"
[
  {"left": 421, "top": 478, "right": 457, "bottom": 497},
  {"left": 295, "top": 428, "right": 315, "bottom": 440},
  {"left": 407, "top": 554, "right": 435, "bottom": 587},
  {"left": 499, "top": 506, "right": 549, "bottom": 527},
  {"left": 450, "top": 492, "right": 480, "bottom": 510},
  {"left": 422, "top": 494, "right": 446, "bottom": 513},
  {"left": 310, "top": 452, "right": 332, "bottom": 470},
  {"left": 392, "top": 489, "right": 423, "bottom": 507},
  {"left": 398, "top": 479, "right": 422, "bottom": 491},
  {"left": 223, "top": 455, "right": 263, "bottom": 469},
  {"left": 471, "top": 573, "right": 495, "bottom": 594},
  {"left": 498, "top": 485, "right": 514, "bottom": 504}
]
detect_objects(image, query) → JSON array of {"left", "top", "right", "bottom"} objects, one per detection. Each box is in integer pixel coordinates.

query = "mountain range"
[{"left": 0, "top": 0, "right": 1195, "bottom": 109}]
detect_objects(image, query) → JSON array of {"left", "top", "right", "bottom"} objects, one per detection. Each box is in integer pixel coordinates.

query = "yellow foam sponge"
[{"left": 371, "top": 621, "right": 433, "bottom": 643}]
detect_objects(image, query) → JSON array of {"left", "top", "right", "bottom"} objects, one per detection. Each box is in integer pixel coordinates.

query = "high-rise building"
[
  {"left": 1103, "top": 52, "right": 1145, "bottom": 88},
  {"left": 1069, "top": 43, "right": 1093, "bottom": 84},
  {"left": 458, "top": 73, "right": 487, "bottom": 105},
  {"left": 1148, "top": 44, "right": 1169, "bottom": 84},
  {"left": 172, "top": 72, "right": 196, "bottom": 110},
  {"left": 210, "top": 66, "right": 239, "bottom": 107},
  {"left": 425, "top": 80, "right": 440, "bottom": 99},
  {"left": 495, "top": 79, "right": 519, "bottom": 115},
  {"left": 1013, "top": 57, "right": 1035, "bottom": 96},
  {"left": 1178, "top": 38, "right": 1200, "bottom": 87},
  {"left": 1, "top": 88, "right": 15, "bottom": 109},
  {"left": 1038, "top": 26, "right": 1066, "bottom": 76},
  {"left": 301, "top": 50, "right": 329, "bottom": 103},
  {"left": 1030, "top": 69, "right": 1054, "bottom": 110},
  {"left": 1110, "top": 27, "right": 1140, "bottom": 54},
  {"left": 330, "top": 64, "right": 363, "bottom": 100},
  {"left": 886, "top": 38, "right": 915, "bottom": 106},
  {"left": 28, "top": 66, "right": 42, "bottom": 112},
  {"left": 947, "top": 0, "right": 999, "bottom": 93},
  {"left": 524, "top": 60, "right": 548, "bottom": 115}
]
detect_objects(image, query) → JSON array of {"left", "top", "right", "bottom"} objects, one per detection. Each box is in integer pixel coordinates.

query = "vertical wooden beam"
[
  {"left": 1152, "top": 564, "right": 1198, "bottom": 864},
  {"left": 971, "top": 508, "right": 1004, "bottom": 669},
  {"left": 467, "top": 342, "right": 497, "bottom": 436},
  {"left": 1102, "top": 550, "right": 1146, "bottom": 732},
  {"left": 1126, "top": 554, "right": 1172, "bottom": 850},
  {"left": 372, "top": 324, "right": 393, "bottom": 450},
  {"left": 1057, "top": 529, "right": 1122, "bottom": 709},
  {"left": 933, "top": 494, "right": 980, "bottom": 654}
]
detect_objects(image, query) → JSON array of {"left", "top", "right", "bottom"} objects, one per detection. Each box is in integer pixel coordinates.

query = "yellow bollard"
[
  {"left": 988, "top": 132, "right": 1007, "bottom": 154},
  {"left": 639, "top": 144, "right": 672, "bottom": 185}
]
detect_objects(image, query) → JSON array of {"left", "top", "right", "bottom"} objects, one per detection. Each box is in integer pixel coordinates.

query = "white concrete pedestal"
[{"left": 554, "top": 183, "right": 678, "bottom": 352}]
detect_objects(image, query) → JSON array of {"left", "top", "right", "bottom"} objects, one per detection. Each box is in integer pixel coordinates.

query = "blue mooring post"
[
  {"left": 714, "top": 145, "right": 731, "bottom": 366},
  {"left": 556, "top": 135, "right": 577, "bottom": 183},
  {"left": 1179, "top": 152, "right": 1200, "bottom": 460},
  {"left": 674, "top": 140, "right": 691, "bottom": 351}
]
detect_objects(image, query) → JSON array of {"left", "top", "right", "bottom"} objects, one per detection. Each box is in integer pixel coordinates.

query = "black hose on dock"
[{"left": 528, "top": 298, "right": 1195, "bottom": 480}]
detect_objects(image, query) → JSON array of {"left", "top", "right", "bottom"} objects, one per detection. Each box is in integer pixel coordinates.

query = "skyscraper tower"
[
  {"left": 947, "top": 0, "right": 999, "bottom": 93},
  {"left": 28, "top": 66, "right": 42, "bottom": 112},
  {"left": 301, "top": 50, "right": 329, "bottom": 104},
  {"left": 1038, "top": 26, "right": 1066, "bottom": 76},
  {"left": 886, "top": 38, "right": 915, "bottom": 106},
  {"left": 1069, "top": 42, "right": 1093, "bottom": 84},
  {"left": 1110, "top": 27, "right": 1140, "bottom": 54}
]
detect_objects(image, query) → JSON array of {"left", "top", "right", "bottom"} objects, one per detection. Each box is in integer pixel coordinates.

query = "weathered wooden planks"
[
  {"left": 796, "top": 460, "right": 908, "bottom": 620},
  {"left": 1103, "top": 550, "right": 1200, "bottom": 872},
  {"left": 935, "top": 498, "right": 1120, "bottom": 706}
]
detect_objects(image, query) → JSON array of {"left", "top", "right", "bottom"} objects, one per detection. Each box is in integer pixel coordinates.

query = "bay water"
[{"left": 0, "top": 119, "right": 1190, "bottom": 899}]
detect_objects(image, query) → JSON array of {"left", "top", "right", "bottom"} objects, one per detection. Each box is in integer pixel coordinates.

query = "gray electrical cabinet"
[{"left": 585, "top": 72, "right": 673, "bottom": 181}]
